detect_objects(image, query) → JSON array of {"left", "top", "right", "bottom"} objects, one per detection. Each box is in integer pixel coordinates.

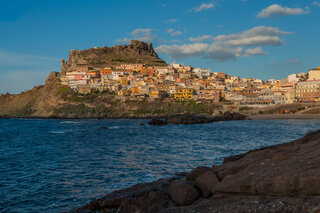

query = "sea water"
[{"left": 1, "top": 118, "right": 320, "bottom": 212}]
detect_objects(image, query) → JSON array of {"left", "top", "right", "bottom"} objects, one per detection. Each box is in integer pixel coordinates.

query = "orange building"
[
  {"left": 100, "top": 69, "right": 112, "bottom": 76},
  {"left": 86, "top": 71, "right": 100, "bottom": 78}
]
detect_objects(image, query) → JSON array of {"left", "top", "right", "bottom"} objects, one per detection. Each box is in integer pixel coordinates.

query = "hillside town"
[{"left": 60, "top": 62, "right": 320, "bottom": 108}]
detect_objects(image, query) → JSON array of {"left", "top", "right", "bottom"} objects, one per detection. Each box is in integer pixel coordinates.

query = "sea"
[{"left": 1, "top": 118, "right": 320, "bottom": 212}]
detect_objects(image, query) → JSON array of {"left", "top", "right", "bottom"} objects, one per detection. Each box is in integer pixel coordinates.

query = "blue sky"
[{"left": 0, "top": 0, "right": 319, "bottom": 94}]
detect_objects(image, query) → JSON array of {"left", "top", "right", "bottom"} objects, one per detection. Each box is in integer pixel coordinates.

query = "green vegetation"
[{"left": 239, "top": 106, "right": 254, "bottom": 112}]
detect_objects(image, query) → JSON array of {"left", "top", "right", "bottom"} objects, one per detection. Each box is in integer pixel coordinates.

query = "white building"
[
  {"left": 193, "top": 68, "right": 211, "bottom": 78},
  {"left": 288, "top": 74, "right": 300, "bottom": 83}
]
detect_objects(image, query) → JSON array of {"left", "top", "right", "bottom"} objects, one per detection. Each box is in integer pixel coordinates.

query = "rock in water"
[
  {"left": 165, "top": 114, "right": 215, "bottom": 125},
  {"left": 147, "top": 119, "right": 168, "bottom": 126}
]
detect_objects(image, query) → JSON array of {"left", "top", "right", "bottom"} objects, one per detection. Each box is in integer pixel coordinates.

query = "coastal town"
[{"left": 60, "top": 61, "right": 320, "bottom": 108}]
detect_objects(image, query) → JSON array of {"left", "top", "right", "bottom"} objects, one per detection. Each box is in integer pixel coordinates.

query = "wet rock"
[
  {"left": 187, "top": 166, "right": 212, "bottom": 181},
  {"left": 215, "top": 111, "right": 247, "bottom": 121},
  {"left": 223, "top": 153, "right": 246, "bottom": 164},
  {"left": 168, "top": 180, "right": 199, "bottom": 206},
  {"left": 147, "top": 119, "right": 168, "bottom": 126},
  {"left": 139, "top": 123, "right": 145, "bottom": 126},
  {"left": 194, "top": 171, "right": 219, "bottom": 197},
  {"left": 165, "top": 112, "right": 246, "bottom": 125},
  {"left": 165, "top": 114, "right": 215, "bottom": 125}
]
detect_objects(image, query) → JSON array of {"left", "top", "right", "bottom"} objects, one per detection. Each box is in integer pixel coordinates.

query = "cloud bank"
[
  {"left": 190, "top": 3, "right": 214, "bottom": 13},
  {"left": 156, "top": 26, "right": 292, "bottom": 62},
  {"left": 257, "top": 4, "right": 309, "bottom": 18}
]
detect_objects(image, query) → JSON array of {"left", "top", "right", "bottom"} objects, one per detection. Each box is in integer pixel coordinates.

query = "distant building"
[
  {"left": 288, "top": 74, "right": 300, "bottom": 83},
  {"left": 174, "top": 88, "right": 194, "bottom": 101},
  {"left": 193, "top": 68, "right": 211, "bottom": 79},
  {"left": 296, "top": 80, "right": 320, "bottom": 102},
  {"left": 308, "top": 67, "right": 320, "bottom": 80}
]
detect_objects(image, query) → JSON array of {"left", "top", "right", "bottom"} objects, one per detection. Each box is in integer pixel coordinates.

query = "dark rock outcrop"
[
  {"left": 215, "top": 111, "right": 247, "bottom": 121},
  {"left": 45, "top": 71, "right": 59, "bottom": 84},
  {"left": 148, "top": 119, "right": 168, "bottom": 126},
  {"left": 71, "top": 129, "right": 320, "bottom": 213},
  {"left": 186, "top": 166, "right": 212, "bottom": 181},
  {"left": 194, "top": 171, "right": 219, "bottom": 197},
  {"left": 164, "top": 112, "right": 247, "bottom": 125},
  {"left": 165, "top": 114, "right": 215, "bottom": 125},
  {"left": 61, "top": 40, "right": 167, "bottom": 74}
]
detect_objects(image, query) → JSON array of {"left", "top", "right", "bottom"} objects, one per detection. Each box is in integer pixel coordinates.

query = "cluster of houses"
[{"left": 60, "top": 63, "right": 320, "bottom": 108}]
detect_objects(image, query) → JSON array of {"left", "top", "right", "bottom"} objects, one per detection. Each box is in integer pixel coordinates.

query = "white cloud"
[
  {"left": 257, "top": 4, "right": 310, "bottom": 18},
  {"left": 167, "top": 28, "right": 182, "bottom": 36},
  {"left": 115, "top": 28, "right": 156, "bottom": 43},
  {"left": 156, "top": 26, "right": 292, "bottom": 62},
  {"left": 312, "top": 1, "right": 320, "bottom": 7},
  {"left": 225, "top": 35, "right": 282, "bottom": 46},
  {"left": 207, "top": 44, "right": 243, "bottom": 61},
  {"left": 131, "top": 28, "right": 155, "bottom": 42},
  {"left": 114, "top": 38, "right": 130, "bottom": 43},
  {"left": 244, "top": 47, "right": 265, "bottom": 56},
  {"left": 189, "top": 35, "right": 214, "bottom": 42},
  {"left": 214, "top": 26, "right": 293, "bottom": 46},
  {"left": 166, "top": 19, "right": 177, "bottom": 23},
  {"left": 190, "top": 3, "right": 214, "bottom": 13},
  {"left": 156, "top": 43, "right": 209, "bottom": 58}
]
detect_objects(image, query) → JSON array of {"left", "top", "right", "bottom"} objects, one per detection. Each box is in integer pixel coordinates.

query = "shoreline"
[
  {"left": 2, "top": 113, "right": 320, "bottom": 120},
  {"left": 0, "top": 115, "right": 166, "bottom": 120},
  {"left": 71, "top": 129, "right": 320, "bottom": 212},
  {"left": 249, "top": 113, "right": 320, "bottom": 120}
]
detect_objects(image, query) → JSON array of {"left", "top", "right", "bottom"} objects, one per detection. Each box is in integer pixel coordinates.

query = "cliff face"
[{"left": 61, "top": 40, "right": 167, "bottom": 74}]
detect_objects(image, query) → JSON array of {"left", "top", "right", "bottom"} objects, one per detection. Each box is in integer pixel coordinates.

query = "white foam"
[
  {"left": 60, "top": 121, "right": 78, "bottom": 124},
  {"left": 50, "top": 131, "right": 65, "bottom": 134}
]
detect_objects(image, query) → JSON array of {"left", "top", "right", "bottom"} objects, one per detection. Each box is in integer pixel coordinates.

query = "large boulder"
[
  {"left": 186, "top": 166, "right": 212, "bottom": 181},
  {"left": 212, "top": 130, "right": 320, "bottom": 196},
  {"left": 168, "top": 180, "right": 199, "bottom": 206},
  {"left": 194, "top": 171, "right": 220, "bottom": 197}
]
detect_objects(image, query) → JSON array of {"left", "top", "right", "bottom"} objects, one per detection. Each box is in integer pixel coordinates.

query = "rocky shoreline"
[
  {"left": 0, "top": 112, "right": 247, "bottom": 122},
  {"left": 148, "top": 112, "right": 247, "bottom": 125},
  {"left": 70, "top": 129, "right": 320, "bottom": 213}
]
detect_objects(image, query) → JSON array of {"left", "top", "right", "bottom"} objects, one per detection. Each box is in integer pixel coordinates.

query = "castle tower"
[{"left": 61, "top": 59, "right": 66, "bottom": 75}]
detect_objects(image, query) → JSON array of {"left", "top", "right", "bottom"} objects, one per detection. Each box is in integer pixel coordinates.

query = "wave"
[
  {"left": 49, "top": 131, "right": 65, "bottom": 134},
  {"left": 60, "top": 121, "right": 79, "bottom": 124},
  {"left": 109, "top": 126, "right": 120, "bottom": 129}
]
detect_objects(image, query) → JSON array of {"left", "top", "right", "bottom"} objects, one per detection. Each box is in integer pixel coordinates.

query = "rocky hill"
[
  {"left": 0, "top": 72, "right": 222, "bottom": 119},
  {"left": 61, "top": 40, "right": 167, "bottom": 74}
]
